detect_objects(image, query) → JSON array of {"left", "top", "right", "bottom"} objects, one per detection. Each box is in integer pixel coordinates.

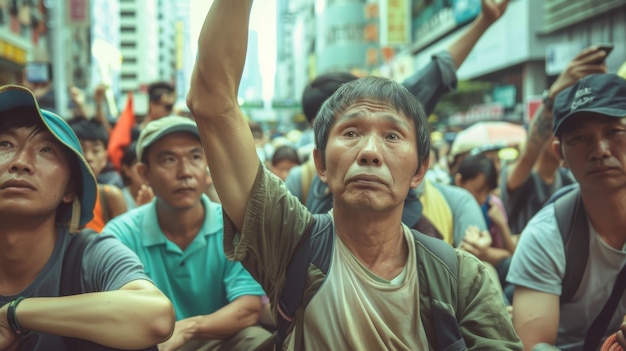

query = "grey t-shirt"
[
  {"left": 507, "top": 204, "right": 626, "bottom": 350},
  {"left": 499, "top": 166, "right": 575, "bottom": 234},
  {"left": 0, "top": 227, "right": 150, "bottom": 351}
]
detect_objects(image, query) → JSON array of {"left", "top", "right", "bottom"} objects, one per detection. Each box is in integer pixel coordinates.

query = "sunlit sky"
[{"left": 189, "top": 0, "right": 277, "bottom": 100}]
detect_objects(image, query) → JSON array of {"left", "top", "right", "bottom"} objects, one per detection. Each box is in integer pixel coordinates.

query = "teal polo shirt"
[{"left": 104, "top": 194, "right": 265, "bottom": 320}]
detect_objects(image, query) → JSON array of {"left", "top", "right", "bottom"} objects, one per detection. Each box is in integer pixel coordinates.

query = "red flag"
[{"left": 107, "top": 92, "right": 135, "bottom": 171}]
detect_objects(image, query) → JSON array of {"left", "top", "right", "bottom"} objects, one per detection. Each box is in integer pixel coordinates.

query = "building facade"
[{"left": 119, "top": 0, "right": 177, "bottom": 94}]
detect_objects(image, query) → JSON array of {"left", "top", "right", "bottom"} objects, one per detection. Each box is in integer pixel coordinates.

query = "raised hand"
[
  {"left": 549, "top": 46, "right": 609, "bottom": 99},
  {"left": 481, "top": 0, "right": 509, "bottom": 25}
]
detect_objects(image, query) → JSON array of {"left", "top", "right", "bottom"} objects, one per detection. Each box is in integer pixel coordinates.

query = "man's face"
[
  {"left": 80, "top": 139, "right": 107, "bottom": 176},
  {"left": 0, "top": 126, "right": 74, "bottom": 219},
  {"left": 456, "top": 173, "right": 491, "bottom": 205},
  {"left": 121, "top": 160, "right": 143, "bottom": 189},
  {"left": 139, "top": 132, "right": 207, "bottom": 210},
  {"left": 555, "top": 114, "right": 626, "bottom": 192},
  {"left": 314, "top": 99, "right": 425, "bottom": 212}
]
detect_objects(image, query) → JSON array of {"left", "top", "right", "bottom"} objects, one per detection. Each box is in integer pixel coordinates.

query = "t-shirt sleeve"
[
  {"left": 402, "top": 51, "right": 457, "bottom": 116},
  {"left": 81, "top": 233, "right": 151, "bottom": 292},
  {"left": 506, "top": 204, "right": 565, "bottom": 295},
  {"left": 223, "top": 162, "right": 314, "bottom": 305}
]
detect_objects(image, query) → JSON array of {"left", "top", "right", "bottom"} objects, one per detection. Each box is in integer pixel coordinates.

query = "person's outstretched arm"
[
  {"left": 403, "top": 0, "right": 508, "bottom": 116},
  {"left": 505, "top": 46, "right": 607, "bottom": 191},
  {"left": 447, "top": 0, "right": 509, "bottom": 69},
  {"left": 187, "top": 0, "right": 256, "bottom": 231}
]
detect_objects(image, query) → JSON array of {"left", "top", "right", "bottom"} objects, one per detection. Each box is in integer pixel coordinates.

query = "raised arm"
[
  {"left": 447, "top": 0, "right": 508, "bottom": 69},
  {"left": 187, "top": 0, "right": 256, "bottom": 230},
  {"left": 505, "top": 46, "right": 607, "bottom": 191}
]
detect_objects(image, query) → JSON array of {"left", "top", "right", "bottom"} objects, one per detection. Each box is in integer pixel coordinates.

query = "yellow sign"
[
  {"left": 386, "top": 0, "right": 409, "bottom": 45},
  {"left": 0, "top": 39, "right": 27, "bottom": 65}
]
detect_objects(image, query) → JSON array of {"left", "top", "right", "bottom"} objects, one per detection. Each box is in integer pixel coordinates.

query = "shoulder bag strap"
[
  {"left": 582, "top": 263, "right": 626, "bottom": 351},
  {"left": 554, "top": 188, "right": 589, "bottom": 304}
]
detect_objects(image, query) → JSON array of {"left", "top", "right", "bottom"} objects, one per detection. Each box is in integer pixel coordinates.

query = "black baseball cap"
[{"left": 553, "top": 74, "right": 626, "bottom": 136}]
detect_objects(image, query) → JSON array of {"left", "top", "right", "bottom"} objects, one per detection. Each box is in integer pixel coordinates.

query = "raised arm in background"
[
  {"left": 505, "top": 46, "right": 607, "bottom": 191},
  {"left": 447, "top": 0, "right": 509, "bottom": 69}
]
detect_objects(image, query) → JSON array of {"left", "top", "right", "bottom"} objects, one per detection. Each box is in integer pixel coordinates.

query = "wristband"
[{"left": 7, "top": 297, "right": 29, "bottom": 335}]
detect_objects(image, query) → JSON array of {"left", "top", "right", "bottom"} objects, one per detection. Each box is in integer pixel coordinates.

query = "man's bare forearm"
[{"left": 505, "top": 104, "right": 553, "bottom": 191}]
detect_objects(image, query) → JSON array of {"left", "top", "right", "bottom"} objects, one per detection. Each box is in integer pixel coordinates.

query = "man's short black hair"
[
  {"left": 68, "top": 117, "right": 109, "bottom": 146},
  {"left": 302, "top": 72, "right": 359, "bottom": 124},
  {"left": 148, "top": 81, "right": 175, "bottom": 102}
]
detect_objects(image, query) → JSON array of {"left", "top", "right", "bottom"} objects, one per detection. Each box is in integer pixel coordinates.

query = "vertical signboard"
[{"left": 381, "top": 0, "right": 410, "bottom": 46}]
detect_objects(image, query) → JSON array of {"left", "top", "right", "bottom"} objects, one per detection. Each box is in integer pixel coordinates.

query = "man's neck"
[
  {"left": 333, "top": 206, "right": 408, "bottom": 280},
  {"left": 582, "top": 189, "right": 626, "bottom": 249},
  {"left": 0, "top": 216, "right": 58, "bottom": 295},
  {"left": 155, "top": 199, "right": 205, "bottom": 250}
]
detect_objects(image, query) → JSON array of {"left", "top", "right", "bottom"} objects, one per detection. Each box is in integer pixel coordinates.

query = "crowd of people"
[{"left": 0, "top": 0, "right": 625, "bottom": 350}]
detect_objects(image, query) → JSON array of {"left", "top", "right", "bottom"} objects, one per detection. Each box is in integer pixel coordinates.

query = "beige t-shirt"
[{"left": 302, "top": 222, "right": 430, "bottom": 350}]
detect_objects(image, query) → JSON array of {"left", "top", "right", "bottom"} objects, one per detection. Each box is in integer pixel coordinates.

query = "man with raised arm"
[{"left": 187, "top": 1, "right": 521, "bottom": 350}]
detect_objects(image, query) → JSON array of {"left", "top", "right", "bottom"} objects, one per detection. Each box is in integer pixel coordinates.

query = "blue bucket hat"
[{"left": 0, "top": 85, "right": 97, "bottom": 231}]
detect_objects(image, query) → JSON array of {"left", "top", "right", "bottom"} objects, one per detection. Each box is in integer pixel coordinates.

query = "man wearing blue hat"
[
  {"left": 508, "top": 74, "right": 626, "bottom": 351},
  {"left": 0, "top": 85, "right": 175, "bottom": 350}
]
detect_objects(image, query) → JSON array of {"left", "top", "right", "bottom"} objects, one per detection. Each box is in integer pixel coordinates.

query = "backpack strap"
[
  {"left": 411, "top": 229, "right": 467, "bottom": 351},
  {"left": 61, "top": 229, "right": 99, "bottom": 296},
  {"left": 275, "top": 213, "right": 333, "bottom": 349},
  {"left": 582, "top": 263, "right": 626, "bottom": 351},
  {"left": 554, "top": 188, "right": 588, "bottom": 304}
]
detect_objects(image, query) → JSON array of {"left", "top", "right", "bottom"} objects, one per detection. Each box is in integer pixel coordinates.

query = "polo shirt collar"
[{"left": 141, "top": 194, "right": 223, "bottom": 247}]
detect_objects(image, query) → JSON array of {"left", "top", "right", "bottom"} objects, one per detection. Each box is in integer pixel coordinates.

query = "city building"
[
  {"left": 119, "top": 0, "right": 177, "bottom": 94},
  {"left": 274, "top": 0, "right": 316, "bottom": 103},
  {"left": 384, "top": 0, "right": 626, "bottom": 127}
]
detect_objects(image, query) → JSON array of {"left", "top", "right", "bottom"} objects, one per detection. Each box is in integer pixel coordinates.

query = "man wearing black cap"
[
  {"left": 0, "top": 85, "right": 175, "bottom": 350},
  {"left": 507, "top": 74, "right": 626, "bottom": 351}
]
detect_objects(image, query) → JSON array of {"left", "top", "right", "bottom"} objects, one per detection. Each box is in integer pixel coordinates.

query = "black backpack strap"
[
  {"left": 61, "top": 229, "right": 158, "bottom": 351},
  {"left": 554, "top": 188, "right": 589, "bottom": 304},
  {"left": 275, "top": 213, "right": 333, "bottom": 348},
  {"left": 583, "top": 263, "right": 626, "bottom": 351},
  {"left": 412, "top": 229, "right": 467, "bottom": 351},
  {"left": 61, "top": 229, "right": 99, "bottom": 296}
]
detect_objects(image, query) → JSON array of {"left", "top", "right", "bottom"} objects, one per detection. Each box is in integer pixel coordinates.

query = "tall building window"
[{"left": 121, "top": 26, "right": 136, "bottom": 33}]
